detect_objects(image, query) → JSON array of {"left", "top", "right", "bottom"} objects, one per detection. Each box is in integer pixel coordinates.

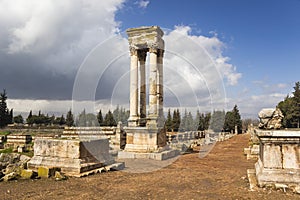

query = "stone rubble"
[{"left": 258, "top": 108, "right": 284, "bottom": 129}]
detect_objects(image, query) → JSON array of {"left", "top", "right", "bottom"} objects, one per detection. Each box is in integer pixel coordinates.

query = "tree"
[
  {"left": 97, "top": 110, "right": 104, "bottom": 126},
  {"left": 277, "top": 82, "right": 300, "bottom": 128},
  {"left": 76, "top": 109, "right": 87, "bottom": 126},
  {"left": 26, "top": 110, "right": 33, "bottom": 125},
  {"left": 292, "top": 82, "right": 300, "bottom": 128},
  {"left": 223, "top": 111, "right": 235, "bottom": 132},
  {"left": 104, "top": 110, "right": 116, "bottom": 126},
  {"left": 59, "top": 115, "right": 66, "bottom": 125},
  {"left": 86, "top": 113, "right": 97, "bottom": 126},
  {"left": 13, "top": 114, "right": 24, "bottom": 124},
  {"left": 210, "top": 110, "right": 225, "bottom": 132},
  {"left": 0, "top": 89, "right": 11, "bottom": 127},
  {"left": 232, "top": 105, "right": 242, "bottom": 133},
  {"left": 165, "top": 109, "right": 173, "bottom": 132},
  {"left": 223, "top": 105, "right": 242, "bottom": 133},
  {"left": 66, "top": 109, "right": 74, "bottom": 127},
  {"left": 172, "top": 109, "right": 181, "bottom": 132}
]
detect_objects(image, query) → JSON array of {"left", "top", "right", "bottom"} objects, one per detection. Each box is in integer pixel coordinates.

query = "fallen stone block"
[
  {"left": 104, "top": 162, "right": 125, "bottom": 171},
  {"left": 55, "top": 171, "right": 67, "bottom": 181},
  {"left": 20, "top": 169, "right": 34, "bottom": 179},
  {"left": 38, "top": 167, "right": 59, "bottom": 178},
  {"left": 1, "top": 172, "right": 18, "bottom": 181}
]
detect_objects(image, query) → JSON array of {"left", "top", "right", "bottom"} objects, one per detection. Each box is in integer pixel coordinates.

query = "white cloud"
[
  {"left": 0, "top": 2, "right": 242, "bottom": 117},
  {"left": 0, "top": 0, "right": 124, "bottom": 73},
  {"left": 135, "top": 0, "right": 150, "bottom": 9}
]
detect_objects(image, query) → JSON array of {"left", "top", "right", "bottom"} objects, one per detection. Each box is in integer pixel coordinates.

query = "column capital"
[
  {"left": 138, "top": 49, "right": 147, "bottom": 62},
  {"left": 129, "top": 46, "right": 138, "bottom": 56}
]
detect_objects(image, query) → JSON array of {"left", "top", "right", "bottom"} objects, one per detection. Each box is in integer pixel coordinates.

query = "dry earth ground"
[{"left": 0, "top": 133, "right": 299, "bottom": 199}]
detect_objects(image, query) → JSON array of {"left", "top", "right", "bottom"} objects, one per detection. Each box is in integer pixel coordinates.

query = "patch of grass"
[
  {"left": 0, "top": 147, "right": 13, "bottom": 153},
  {"left": 0, "top": 131, "right": 10, "bottom": 136}
]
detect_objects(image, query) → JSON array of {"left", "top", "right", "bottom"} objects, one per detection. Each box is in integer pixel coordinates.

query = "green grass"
[
  {"left": 0, "top": 131, "right": 10, "bottom": 136},
  {"left": 0, "top": 147, "right": 13, "bottom": 154}
]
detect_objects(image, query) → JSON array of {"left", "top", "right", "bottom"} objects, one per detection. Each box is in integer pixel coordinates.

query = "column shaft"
[
  {"left": 149, "top": 49, "right": 158, "bottom": 116},
  {"left": 129, "top": 48, "right": 139, "bottom": 126},
  {"left": 139, "top": 50, "right": 147, "bottom": 126},
  {"left": 157, "top": 50, "right": 164, "bottom": 119}
]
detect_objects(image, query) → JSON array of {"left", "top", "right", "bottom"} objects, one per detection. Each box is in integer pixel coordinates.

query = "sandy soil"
[{"left": 0, "top": 133, "right": 299, "bottom": 200}]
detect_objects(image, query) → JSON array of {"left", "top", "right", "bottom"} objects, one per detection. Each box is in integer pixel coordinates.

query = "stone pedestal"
[
  {"left": 254, "top": 129, "right": 300, "bottom": 187},
  {"left": 124, "top": 127, "right": 165, "bottom": 153}
]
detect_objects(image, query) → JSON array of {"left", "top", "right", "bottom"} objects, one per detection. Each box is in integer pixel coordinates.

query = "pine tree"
[
  {"left": 66, "top": 109, "right": 74, "bottom": 127},
  {"left": 97, "top": 110, "right": 104, "bottom": 126},
  {"left": 181, "top": 109, "right": 188, "bottom": 131},
  {"left": 77, "top": 109, "right": 87, "bottom": 126},
  {"left": 59, "top": 114, "right": 66, "bottom": 125},
  {"left": 104, "top": 110, "right": 116, "bottom": 126},
  {"left": 232, "top": 105, "right": 242, "bottom": 133},
  {"left": 187, "top": 111, "right": 194, "bottom": 131},
  {"left": 165, "top": 109, "right": 173, "bottom": 132},
  {"left": 0, "top": 89, "right": 9, "bottom": 127},
  {"left": 204, "top": 112, "right": 211, "bottom": 130},
  {"left": 210, "top": 110, "right": 225, "bottom": 132},
  {"left": 27, "top": 110, "right": 33, "bottom": 125},
  {"left": 172, "top": 109, "right": 181, "bottom": 132}
]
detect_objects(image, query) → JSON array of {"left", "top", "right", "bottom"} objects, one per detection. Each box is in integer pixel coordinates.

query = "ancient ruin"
[
  {"left": 258, "top": 108, "right": 284, "bottom": 129},
  {"left": 118, "top": 26, "right": 178, "bottom": 160},
  {"left": 247, "top": 108, "right": 300, "bottom": 192},
  {"left": 28, "top": 137, "right": 124, "bottom": 177}
]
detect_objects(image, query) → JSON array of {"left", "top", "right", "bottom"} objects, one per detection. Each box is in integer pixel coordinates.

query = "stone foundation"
[{"left": 28, "top": 138, "right": 116, "bottom": 176}]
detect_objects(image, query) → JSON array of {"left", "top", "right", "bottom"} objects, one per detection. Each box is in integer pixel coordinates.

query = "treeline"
[
  {"left": 0, "top": 89, "right": 245, "bottom": 133},
  {"left": 165, "top": 105, "right": 242, "bottom": 133},
  {"left": 76, "top": 106, "right": 129, "bottom": 127}
]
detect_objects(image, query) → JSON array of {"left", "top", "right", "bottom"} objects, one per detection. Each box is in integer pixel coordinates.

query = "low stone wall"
[
  {"left": 28, "top": 138, "right": 114, "bottom": 176},
  {"left": 255, "top": 129, "right": 300, "bottom": 188},
  {"left": 62, "top": 126, "right": 123, "bottom": 149}
]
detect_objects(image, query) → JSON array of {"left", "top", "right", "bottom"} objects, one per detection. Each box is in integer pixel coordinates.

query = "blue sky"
[
  {"left": 0, "top": 0, "right": 299, "bottom": 118},
  {"left": 116, "top": 0, "right": 300, "bottom": 117},
  {"left": 117, "top": 0, "right": 300, "bottom": 84}
]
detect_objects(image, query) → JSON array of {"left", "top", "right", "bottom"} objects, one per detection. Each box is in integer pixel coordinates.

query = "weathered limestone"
[
  {"left": 5, "top": 134, "right": 32, "bottom": 152},
  {"left": 258, "top": 108, "right": 284, "bottom": 129},
  {"left": 254, "top": 129, "right": 300, "bottom": 188},
  {"left": 126, "top": 26, "right": 164, "bottom": 128},
  {"left": 121, "top": 26, "right": 178, "bottom": 160},
  {"left": 27, "top": 138, "right": 116, "bottom": 177}
]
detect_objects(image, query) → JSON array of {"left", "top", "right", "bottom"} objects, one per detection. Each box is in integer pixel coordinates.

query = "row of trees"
[
  {"left": 165, "top": 105, "right": 242, "bottom": 133},
  {"left": 277, "top": 82, "right": 300, "bottom": 128},
  {"left": 0, "top": 89, "right": 242, "bottom": 132},
  {"left": 205, "top": 105, "right": 242, "bottom": 133},
  {"left": 25, "top": 110, "right": 74, "bottom": 126},
  {"left": 76, "top": 106, "right": 129, "bottom": 127}
]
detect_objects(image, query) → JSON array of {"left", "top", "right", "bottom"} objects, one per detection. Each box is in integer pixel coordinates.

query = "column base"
[
  {"left": 128, "top": 116, "right": 139, "bottom": 127},
  {"left": 146, "top": 115, "right": 159, "bottom": 129}
]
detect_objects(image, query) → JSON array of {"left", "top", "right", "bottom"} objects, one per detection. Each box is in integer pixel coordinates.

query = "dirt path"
[{"left": 1, "top": 134, "right": 299, "bottom": 199}]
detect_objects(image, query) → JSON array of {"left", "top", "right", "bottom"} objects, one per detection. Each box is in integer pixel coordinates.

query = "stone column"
[
  {"left": 157, "top": 49, "right": 164, "bottom": 124},
  {"left": 138, "top": 50, "right": 147, "bottom": 126},
  {"left": 148, "top": 47, "right": 158, "bottom": 118},
  {"left": 128, "top": 47, "right": 139, "bottom": 127}
]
